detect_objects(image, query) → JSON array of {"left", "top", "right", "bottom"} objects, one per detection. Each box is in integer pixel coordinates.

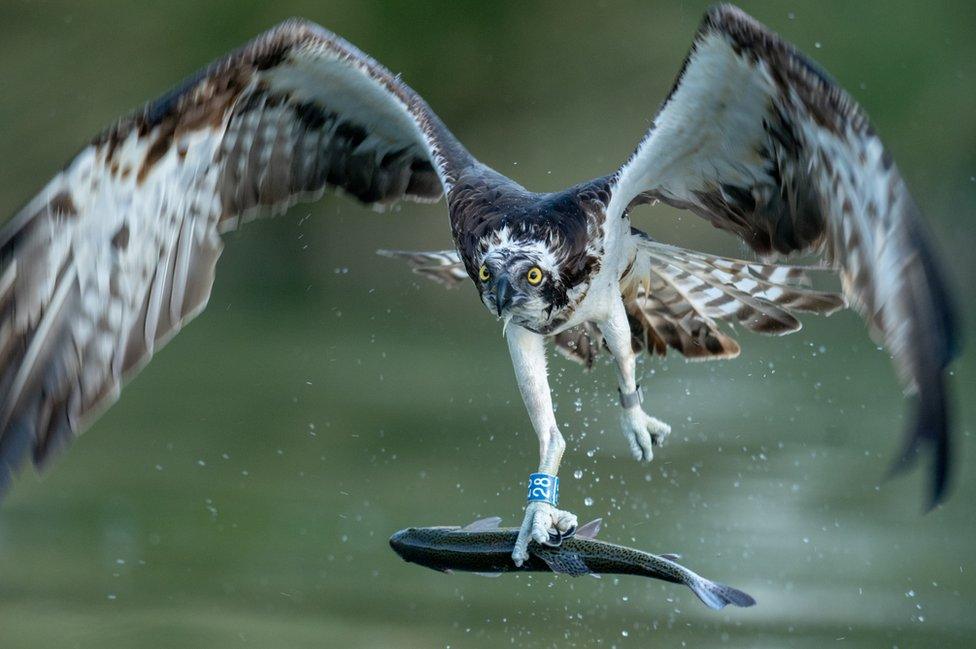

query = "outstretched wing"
[
  {"left": 621, "top": 231, "right": 844, "bottom": 361},
  {"left": 0, "top": 19, "right": 475, "bottom": 491},
  {"left": 606, "top": 5, "right": 959, "bottom": 504}
]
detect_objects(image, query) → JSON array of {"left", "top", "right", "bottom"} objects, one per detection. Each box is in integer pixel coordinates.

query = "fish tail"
[{"left": 688, "top": 576, "right": 756, "bottom": 610}]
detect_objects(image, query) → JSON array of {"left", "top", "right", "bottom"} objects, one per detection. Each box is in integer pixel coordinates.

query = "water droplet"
[
  {"left": 573, "top": 469, "right": 583, "bottom": 479},
  {"left": 584, "top": 497, "right": 594, "bottom": 507}
]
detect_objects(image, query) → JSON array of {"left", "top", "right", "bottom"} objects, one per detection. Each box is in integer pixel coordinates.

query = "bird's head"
[
  {"left": 474, "top": 235, "right": 565, "bottom": 330},
  {"left": 457, "top": 187, "right": 598, "bottom": 332}
]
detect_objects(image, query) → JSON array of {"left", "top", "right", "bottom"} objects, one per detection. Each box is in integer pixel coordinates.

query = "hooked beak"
[{"left": 494, "top": 276, "right": 514, "bottom": 316}]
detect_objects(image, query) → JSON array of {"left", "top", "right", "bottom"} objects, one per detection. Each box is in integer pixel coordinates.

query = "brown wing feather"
[
  {"left": 551, "top": 323, "right": 605, "bottom": 369},
  {"left": 609, "top": 5, "right": 958, "bottom": 504},
  {"left": 620, "top": 232, "right": 843, "bottom": 361},
  {"left": 0, "top": 19, "right": 475, "bottom": 492}
]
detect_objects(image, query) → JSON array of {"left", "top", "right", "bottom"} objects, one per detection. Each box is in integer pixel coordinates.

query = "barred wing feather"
[
  {"left": 608, "top": 5, "right": 959, "bottom": 503},
  {"left": 0, "top": 19, "right": 473, "bottom": 491},
  {"left": 621, "top": 233, "right": 844, "bottom": 361}
]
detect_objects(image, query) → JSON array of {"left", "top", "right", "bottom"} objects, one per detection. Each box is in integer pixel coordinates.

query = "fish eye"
[
  {"left": 478, "top": 264, "right": 491, "bottom": 282},
  {"left": 526, "top": 266, "right": 544, "bottom": 286}
]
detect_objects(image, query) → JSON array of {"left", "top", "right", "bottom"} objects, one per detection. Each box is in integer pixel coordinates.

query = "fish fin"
[
  {"left": 473, "top": 572, "right": 502, "bottom": 578},
  {"left": 689, "top": 577, "right": 757, "bottom": 610},
  {"left": 660, "top": 553, "right": 682, "bottom": 562},
  {"left": 461, "top": 516, "right": 503, "bottom": 532},
  {"left": 533, "top": 548, "right": 591, "bottom": 577},
  {"left": 575, "top": 518, "right": 602, "bottom": 539}
]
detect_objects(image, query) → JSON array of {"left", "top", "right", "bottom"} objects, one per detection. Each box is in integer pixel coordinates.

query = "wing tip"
[
  {"left": 0, "top": 416, "right": 35, "bottom": 501},
  {"left": 884, "top": 369, "right": 953, "bottom": 510},
  {"left": 892, "top": 218, "right": 960, "bottom": 509}
]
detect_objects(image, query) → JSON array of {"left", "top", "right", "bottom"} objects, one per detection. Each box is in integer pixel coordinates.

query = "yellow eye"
[
  {"left": 526, "top": 266, "right": 544, "bottom": 286},
  {"left": 478, "top": 264, "right": 491, "bottom": 282}
]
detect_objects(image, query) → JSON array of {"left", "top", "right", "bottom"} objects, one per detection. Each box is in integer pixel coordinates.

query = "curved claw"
[
  {"left": 620, "top": 408, "right": 671, "bottom": 463},
  {"left": 513, "top": 502, "right": 578, "bottom": 565},
  {"left": 542, "top": 523, "right": 577, "bottom": 547},
  {"left": 543, "top": 529, "right": 563, "bottom": 547}
]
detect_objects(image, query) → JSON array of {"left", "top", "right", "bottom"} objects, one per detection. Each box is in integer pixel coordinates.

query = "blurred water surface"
[{"left": 0, "top": 2, "right": 973, "bottom": 648}]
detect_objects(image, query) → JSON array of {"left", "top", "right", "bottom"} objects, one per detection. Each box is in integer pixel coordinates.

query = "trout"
[{"left": 389, "top": 517, "right": 755, "bottom": 610}]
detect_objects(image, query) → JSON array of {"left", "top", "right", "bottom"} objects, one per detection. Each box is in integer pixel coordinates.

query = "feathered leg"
[
  {"left": 505, "top": 324, "right": 578, "bottom": 565},
  {"left": 598, "top": 296, "right": 671, "bottom": 462}
]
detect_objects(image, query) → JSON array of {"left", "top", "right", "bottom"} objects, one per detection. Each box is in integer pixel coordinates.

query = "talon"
[
  {"left": 513, "top": 502, "right": 579, "bottom": 560},
  {"left": 650, "top": 419, "right": 671, "bottom": 446},
  {"left": 621, "top": 408, "right": 670, "bottom": 463}
]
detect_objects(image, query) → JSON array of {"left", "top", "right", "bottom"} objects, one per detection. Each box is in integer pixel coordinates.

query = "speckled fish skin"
[{"left": 389, "top": 525, "right": 756, "bottom": 610}]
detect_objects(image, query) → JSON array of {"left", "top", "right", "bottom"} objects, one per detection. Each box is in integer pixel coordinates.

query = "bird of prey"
[{"left": 0, "top": 6, "right": 957, "bottom": 567}]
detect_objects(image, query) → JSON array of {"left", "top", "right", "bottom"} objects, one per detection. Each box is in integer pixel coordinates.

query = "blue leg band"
[{"left": 526, "top": 472, "right": 559, "bottom": 506}]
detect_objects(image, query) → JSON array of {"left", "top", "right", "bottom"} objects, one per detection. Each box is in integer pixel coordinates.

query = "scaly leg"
[
  {"left": 505, "top": 324, "right": 578, "bottom": 566},
  {"left": 597, "top": 296, "right": 671, "bottom": 462}
]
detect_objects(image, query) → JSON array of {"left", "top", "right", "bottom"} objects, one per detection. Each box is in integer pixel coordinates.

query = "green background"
[{"left": 0, "top": 1, "right": 973, "bottom": 647}]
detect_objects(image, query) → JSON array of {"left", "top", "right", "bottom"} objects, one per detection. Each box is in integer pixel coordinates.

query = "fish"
[{"left": 389, "top": 516, "right": 756, "bottom": 610}]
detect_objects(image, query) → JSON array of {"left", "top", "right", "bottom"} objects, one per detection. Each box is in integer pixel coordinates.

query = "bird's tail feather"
[{"left": 620, "top": 229, "right": 845, "bottom": 361}]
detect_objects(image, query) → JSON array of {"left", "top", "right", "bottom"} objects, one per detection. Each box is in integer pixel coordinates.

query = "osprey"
[{"left": 0, "top": 7, "right": 957, "bottom": 565}]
